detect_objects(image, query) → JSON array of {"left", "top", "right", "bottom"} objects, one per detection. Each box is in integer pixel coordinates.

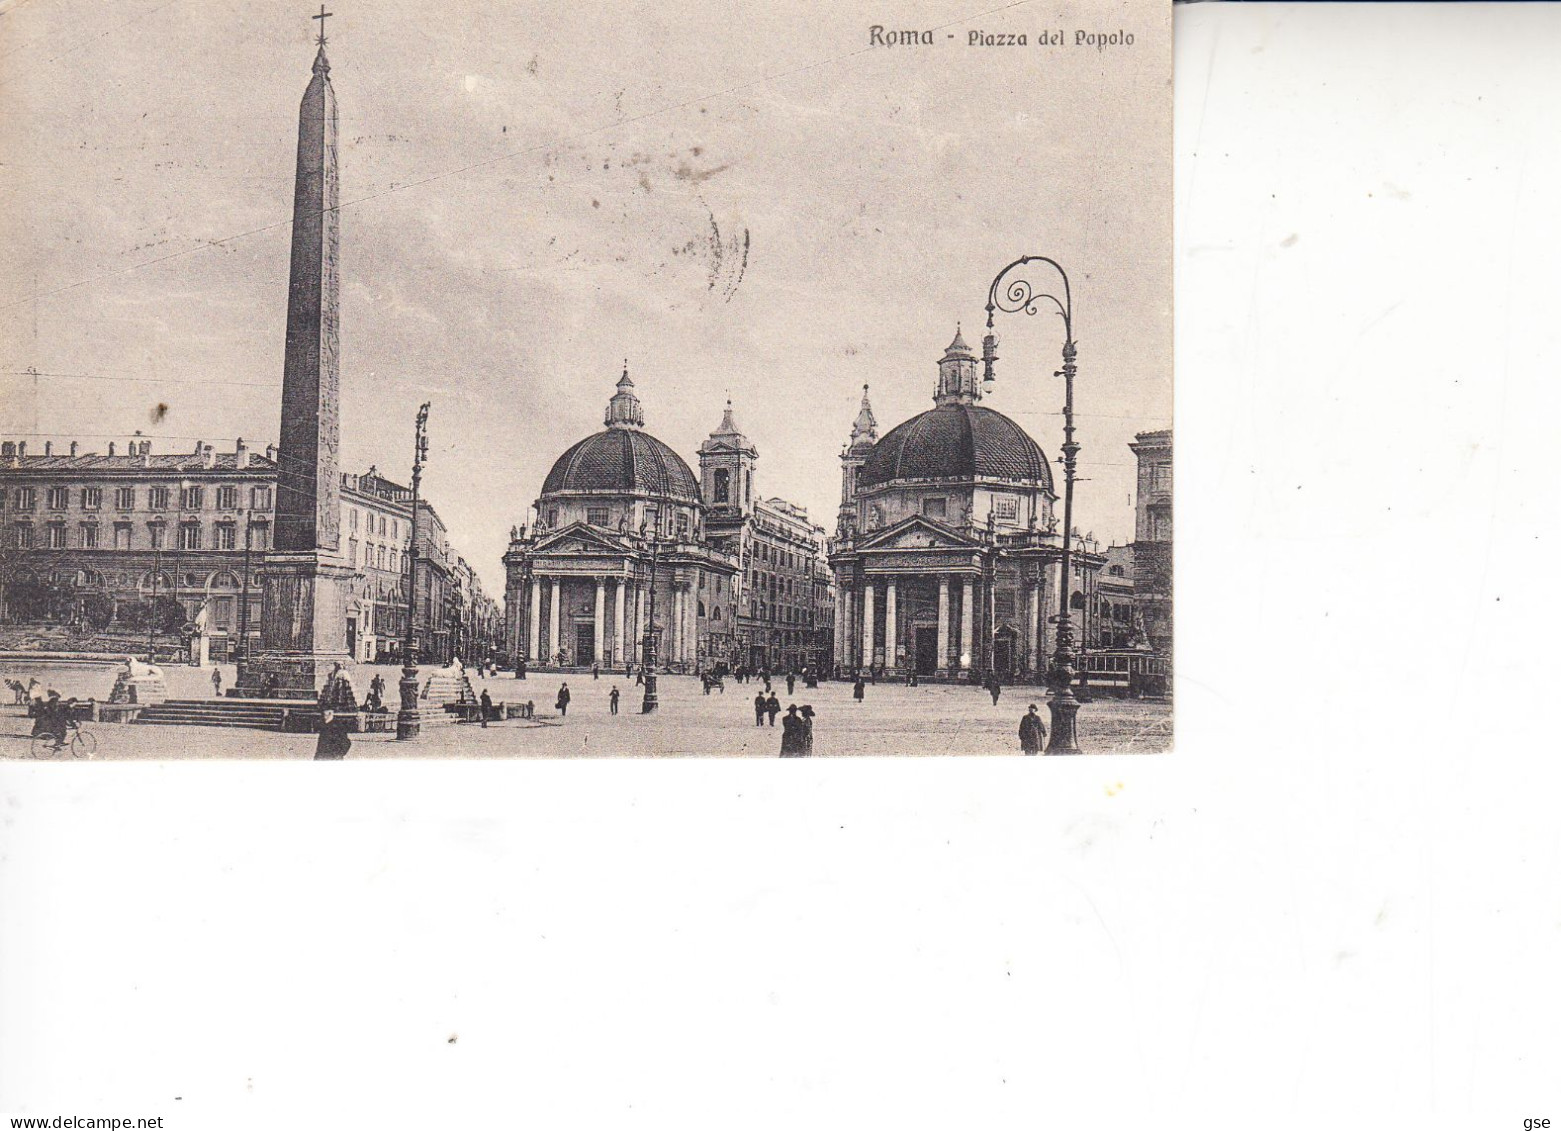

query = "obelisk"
[{"left": 239, "top": 17, "right": 356, "bottom": 698}]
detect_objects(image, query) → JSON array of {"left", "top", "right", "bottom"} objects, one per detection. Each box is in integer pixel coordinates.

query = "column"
[
  {"left": 613, "top": 578, "right": 627, "bottom": 667},
  {"left": 884, "top": 579, "right": 898, "bottom": 670},
  {"left": 960, "top": 577, "right": 974, "bottom": 670},
  {"left": 861, "top": 582, "right": 875, "bottom": 669},
  {"left": 833, "top": 584, "right": 848, "bottom": 669},
  {"left": 527, "top": 577, "right": 541, "bottom": 661},
  {"left": 841, "top": 585, "right": 853, "bottom": 669},
  {"left": 1027, "top": 579, "right": 1041, "bottom": 673},
  {"left": 547, "top": 578, "right": 562, "bottom": 665},
  {"left": 687, "top": 582, "right": 699, "bottom": 666},
  {"left": 635, "top": 582, "right": 647, "bottom": 666},
  {"left": 936, "top": 576, "right": 950, "bottom": 673},
  {"left": 593, "top": 578, "right": 606, "bottom": 666},
  {"left": 670, "top": 585, "right": 684, "bottom": 662}
]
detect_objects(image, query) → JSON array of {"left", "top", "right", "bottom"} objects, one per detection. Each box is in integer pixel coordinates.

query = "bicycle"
[{"left": 30, "top": 718, "right": 97, "bottom": 759}]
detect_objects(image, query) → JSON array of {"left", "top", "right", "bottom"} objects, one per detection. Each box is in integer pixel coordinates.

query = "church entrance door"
[
  {"left": 915, "top": 628, "right": 939, "bottom": 675},
  {"left": 993, "top": 631, "right": 1016, "bottom": 679},
  {"left": 575, "top": 624, "right": 595, "bottom": 666}
]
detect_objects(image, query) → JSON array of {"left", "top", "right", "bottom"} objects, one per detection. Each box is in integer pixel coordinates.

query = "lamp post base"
[
  {"left": 395, "top": 664, "right": 421, "bottom": 740},
  {"left": 1045, "top": 687, "right": 1082, "bottom": 754},
  {"left": 641, "top": 672, "right": 659, "bottom": 713}
]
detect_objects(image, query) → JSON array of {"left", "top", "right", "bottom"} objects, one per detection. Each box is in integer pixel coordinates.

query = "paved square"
[{"left": 0, "top": 661, "right": 1170, "bottom": 759}]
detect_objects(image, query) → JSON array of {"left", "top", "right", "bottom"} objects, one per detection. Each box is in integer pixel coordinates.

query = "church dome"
[
  {"left": 857, "top": 403, "right": 1053, "bottom": 491},
  {"left": 541, "top": 428, "right": 701, "bottom": 502}
]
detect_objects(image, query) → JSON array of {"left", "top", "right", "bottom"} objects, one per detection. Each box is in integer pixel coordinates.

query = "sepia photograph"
[{"left": 1, "top": 0, "right": 1170, "bottom": 758}]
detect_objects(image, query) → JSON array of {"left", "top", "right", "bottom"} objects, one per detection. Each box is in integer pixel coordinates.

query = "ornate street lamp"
[
  {"left": 396, "top": 402, "right": 430, "bottom": 740},
  {"left": 638, "top": 519, "right": 661, "bottom": 713},
  {"left": 982, "top": 255, "right": 1083, "bottom": 753}
]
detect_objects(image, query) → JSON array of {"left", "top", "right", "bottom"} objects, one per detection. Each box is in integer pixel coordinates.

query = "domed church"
[
  {"left": 829, "top": 329, "right": 1102, "bottom": 682},
  {"left": 502, "top": 367, "right": 738, "bottom": 672}
]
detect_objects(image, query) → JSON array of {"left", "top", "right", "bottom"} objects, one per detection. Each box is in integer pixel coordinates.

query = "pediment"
[
  {"left": 857, "top": 515, "right": 980, "bottom": 551},
  {"left": 533, "top": 521, "right": 630, "bottom": 555}
]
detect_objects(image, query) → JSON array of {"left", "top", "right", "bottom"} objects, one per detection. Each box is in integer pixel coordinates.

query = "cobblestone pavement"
[{"left": 0, "top": 662, "right": 1171, "bottom": 759}]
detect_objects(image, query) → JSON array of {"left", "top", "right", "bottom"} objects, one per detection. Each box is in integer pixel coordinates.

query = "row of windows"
[
  {"left": 8, "top": 520, "right": 271, "bottom": 552},
  {"left": 3, "top": 485, "right": 272, "bottom": 514},
  {"left": 348, "top": 507, "right": 399, "bottom": 539},
  {"left": 348, "top": 538, "right": 406, "bottom": 574}
]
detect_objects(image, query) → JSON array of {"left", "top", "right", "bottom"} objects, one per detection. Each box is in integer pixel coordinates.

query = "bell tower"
[
  {"left": 699, "top": 399, "right": 758, "bottom": 523},
  {"left": 837, "top": 384, "right": 877, "bottom": 539}
]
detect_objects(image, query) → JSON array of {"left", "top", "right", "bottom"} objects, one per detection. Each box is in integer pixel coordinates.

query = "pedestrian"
[
  {"left": 1019, "top": 703, "right": 1046, "bottom": 755},
  {"left": 593, "top": 663, "right": 600, "bottom": 680},
  {"left": 753, "top": 691, "right": 766, "bottom": 727},
  {"left": 609, "top": 685, "right": 620, "bottom": 715},
  {"left": 314, "top": 662, "right": 356, "bottom": 761},
  {"left": 479, "top": 688, "right": 492, "bottom": 728},
  {"left": 988, "top": 674, "right": 1002, "bottom": 706},
  {"left": 517, "top": 658, "right": 527, "bottom": 680},
  {"left": 800, "top": 704, "right": 815, "bottom": 755},
  {"left": 786, "top": 671, "right": 796, "bottom": 695},
  {"left": 556, "top": 682, "right": 571, "bottom": 717},
  {"left": 765, "top": 691, "right": 780, "bottom": 727},
  {"left": 780, "top": 704, "right": 803, "bottom": 756},
  {"left": 211, "top": 668, "right": 223, "bottom": 696},
  {"left": 635, "top": 665, "right": 644, "bottom": 686},
  {"left": 852, "top": 675, "right": 865, "bottom": 703},
  {"left": 869, "top": 665, "right": 878, "bottom": 685}
]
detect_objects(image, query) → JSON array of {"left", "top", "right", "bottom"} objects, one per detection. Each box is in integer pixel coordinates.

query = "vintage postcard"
[{"left": 0, "top": 0, "right": 1171, "bottom": 758}]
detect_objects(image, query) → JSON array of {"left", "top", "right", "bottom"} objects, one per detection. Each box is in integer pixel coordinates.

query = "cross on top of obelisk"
[{"left": 312, "top": 5, "right": 333, "bottom": 47}]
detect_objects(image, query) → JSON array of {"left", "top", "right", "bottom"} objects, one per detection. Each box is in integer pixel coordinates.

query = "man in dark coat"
[
  {"left": 314, "top": 662, "right": 357, "bottom": 760},
  {"left": 765, "top": 691, "right": 780, "bottom": 727},
  {"left": 556, "top": 683, "right": 571, "bottom": 717},
  {"left": 479, "top": 688, "right": 492, "bottom": 728},
  {"left": 852, "top": 675, "right": 865, "bottom": 703},
  {"left": 988, "top": 674, "right": 1002, "bottom": 706},
  {"left": 786, "top": 671, "right": 796, "bottom": 695},
  {"left": 753, "top": 691, "right": 766, "bottom": 726},
  {"left": 609, "top": 685, "right": 620, "bottom": 715},
  {"left": 779, "top": 704, "right": 803, "bottom": 756},
  {"left": 1019, "top": 704, "right": 1046, "bottom": 755}
]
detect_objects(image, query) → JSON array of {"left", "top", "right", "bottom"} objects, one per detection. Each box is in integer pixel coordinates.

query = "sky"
[{"left": 0, "top": 0, "right": 1171, "bottom": 594}]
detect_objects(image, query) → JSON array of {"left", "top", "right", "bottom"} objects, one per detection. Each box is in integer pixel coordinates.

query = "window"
[
  {"left": 252, "top": 522, "right": 270, "bottom": 551},
  {"left": 348, "top": 538, "right": 358, "bottom": 566},
  {"left": 149, "top": 486, "right": 169, "bottom": 511},
  {"left": 677, "top": 513, "right": 690, "bottom": 535},
  {"left": 1108, "top": 565, "right": 1125, "bottom": 577},
  {"left": 15, "top": 487, "right": 35, "bottom": 512},
  {"left": 80, "top": 523, "right": 99, "bottom": 549},
  {"left": 1151, "top": 463, "right": 1171, "bottom": 491},
  {"left": 351, "top": 508, "right": 359, "bottom": 531},
  {"left": 217, "top": 486, "right": 238, "bottom": 510},
  {"left": 12, "top": 523, "right": 34, "bottom": 548},
  {"left": 81, "top": 486, "right": 102, "bottom": 510},
  {"left": 148, "top": 523, "right": 166, "bottom": 549},
  {"left": 47, "top": 486, "right": 68, "bottom": 510},
  {"left": 252, "top": 486, "right": 272, "bottom": 511},
  {"left": 379, "top": 515, "right": 387, "bottom": 536},
  {"left": 114, "top": 523, "right": 132, "bottom": 550},
  {"left": 991, "top": 495, "right": 1018, "bottom": 521},
  {"left": 181, "top": 485, "right": 203, "bottom": 510},
  {"left": 178, "top": 522, "right": 201, "bottom": 550},
  {"left": 713, "top": 469, "right": 730, "bottom": 503},
  {"left": 547, "top": 507, "right": 560, "bottom": 527},
  {"left": 215, "top": 523, "right": 236, "bottom": 550},
  {"left": 46, "top": 522, "right": 66, "bottom": 549},
  {"left": 586, "top": 506, "right": 610, "bottom": 527},
  {"left": 995, "top": 590, "right": 1016, "bottom": 618},
  {"left": 391, "top": 520, "right": 398, "bottom": 539},
  {"left": 115, "top": 486, "right": 135, "bottom": 511},
  {"left": 922, "top": 497, "right": 947, "bottom": 519}
]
